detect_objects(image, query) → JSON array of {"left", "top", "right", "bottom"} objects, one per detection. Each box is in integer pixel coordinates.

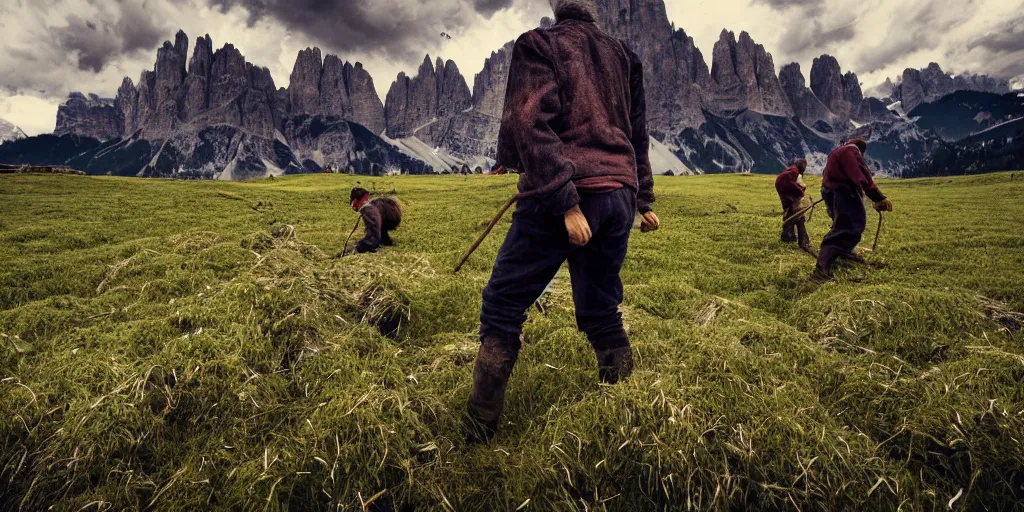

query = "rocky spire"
[
  {"left": 809, "top": 54, "right": 858, "bottom": 120},
  {"left": 153, "top": 31, "right": 188, "bottom": 106},
  {"left": 289, "top": 48, "right": 324, "bottom": 115},
  {"left": 320, "top": 54, "right": 353, "bottom": 118},
  {"left": 710, "top": 30, "right": 792, "bottom": 116},
  {"left": 343, "top": 62, "right": 386, "bottom": 134},
  {"left": 181, "top": 34, "right": 213, "bottom": 121},
  {"left": 472, "top": 41, "right": 515, "bottom": 118},
  {"left": 779, "top": 63, "right": 833, "bottom": 125},
  {"left": 384, "top": 55, "right": 471, "bottom": 139},
  {"left": 209, "top": 44, "right": 249, "bottom": 110},
  {"left": 896, "top": 62, "right": 1010, "bottom": 112},
  {"left": 116, "top": 77, "right": 139, "bottom": 136},
  {"left": 54, "top": 93, "right": 122, "bottom": 140}
]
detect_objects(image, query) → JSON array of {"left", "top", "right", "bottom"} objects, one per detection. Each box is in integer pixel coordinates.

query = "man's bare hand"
[
  {"left": 565, "top": 206, "right": 592, "bottom": 246},
  {"left": 873, "top": 199, "right": 893, "bottom": 212},
  {"left": 640, "top": 211, "right": 660, "bottom": 232}
]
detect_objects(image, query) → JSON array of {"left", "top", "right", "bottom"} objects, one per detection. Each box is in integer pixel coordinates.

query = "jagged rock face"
[
  {"left": 666, "top": 110, "right": 835, "bottom": 175},
  {"left": 243, "top": 64, "right": 280, "bottom": 136},
  {"left": 436, "top": 59, "right": 472, "bottom": 118},
  {"left": 473, "top": 41, "right": 515, "bottom": 118},
  {"left": 141, "top": 124, "right": 297, "bottom": 180},
  {"left": 154, "top": 31, "right": 188, "bottom": 110},
  {"left": 596, "top": 0, "right": 673, "bottom": 71},
  {"left": 384, "top": 55, "right": 471, "bottom": 140},
  {"left": 753, "top": 42, "right": 792, "bottom": 116},
  {"left": 710, "top": 30, "right": 746, "bottom": 112},
  {"left": 186, "top": 61, "right": 278, "bottom": 139},
  {"left": 597, "top": 0, "right": 695, "bottom": 133},
  {"left": 209, "top": 45, "right": 250, "bottom": 113},
  {"left": 842, "top": 71, "right": 863, "bottom": 107},
  {"left": 343, "top": 63, "right": 386, "bottom": 134},
  {"left": 181, "top": 35, "right": 213, "bottom": 121},
  {"left": 424, "top": 41, "right": 515, "bottom": 162},
  {"left": 285, "top": 114, "right": 357, "bottom": 169},
  {"left": 320, "top": 54, "right": 353, "bottom": 119},
  {"left": 146, "top": 31, "right": 189, "bottom": 136},
  {"left": 897, "top": 63, "right": 1011, "bottom": 112},
  {"left": 55, "top": 93, "right": 123, "bottom": 141},
  {"left": 810, "top": 55, "right": 855, "bottom": 119},
  {"left": 284, "top": 115, "right": 434, "bottom": 174},
  {"left": 282, "top": 49, "right": 386, "bottom": 134},
  {"left": 289, "top": 47, "right": 324, "bottom": 116},
  {"left": 135, "top": 71, "right": 158, "bottom": 133},
  {"left": 709, "top": 31, "right": 792, "bottom": 117},
  {"left": 116, "top": 78, "right": 140, "bottom": 135},
  {"left": 779, "top": 63, "right": 834, "bottom": 125},
  {"left": 647, "top": 29, "right": 709, "bottom": 135}
]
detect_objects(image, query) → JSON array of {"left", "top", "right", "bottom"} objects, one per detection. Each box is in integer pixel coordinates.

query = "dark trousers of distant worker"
[
  {"left": 816, "top": 184, "right": 867, "bottom": 275},
  {"left": 781, "top": 204, "right": 809, "bottom": 245}
]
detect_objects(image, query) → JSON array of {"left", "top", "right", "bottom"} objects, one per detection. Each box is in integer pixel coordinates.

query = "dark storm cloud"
[
  {"left": 853, "top": 0, "right": 968, "bottom": 73},
  {"left": 968, "top": 15, "right": 1024, "bottom": 54},
  {"left": 474, "top": 0, "right": 515, "bottom": 17},
  {"left": 0, "top": 0, "right": 171, "bottom": 99},
  {"left": 54, "top": 1, "right": 167, "bottom": 72},
  {"left": 206, "top": 0, "right": 513, "bottom": 61},
  {"left": 967, "top": 15, "right": 1024, "bottom": 78},
  {"left": 777, "top": 19, "right": 856, "bottom": 56},
  {"left": 754, "top": 0, "right": 822, "bottom": 10}
]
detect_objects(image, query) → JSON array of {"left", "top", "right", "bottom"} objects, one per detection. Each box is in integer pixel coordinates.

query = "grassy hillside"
[{"left": 1, "top": 172, "right": 1023, "bottom": 510}]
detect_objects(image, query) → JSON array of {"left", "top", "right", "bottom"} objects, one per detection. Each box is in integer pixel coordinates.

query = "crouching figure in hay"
[
  {"left": 349, "top": 187, "right": 403, "bottom": 254},
  {"left": 465, "top": 0, "right": 660, "bottom": 443}
]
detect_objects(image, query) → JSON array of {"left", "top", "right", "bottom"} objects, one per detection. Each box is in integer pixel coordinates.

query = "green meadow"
[{"left": 1, "top": 172, "right": 1022, "bottom": 510}]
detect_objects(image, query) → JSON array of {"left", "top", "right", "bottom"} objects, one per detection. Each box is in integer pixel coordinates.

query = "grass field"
[{"left": 1, "top": 172, "right": 1023, "bottom": 510}]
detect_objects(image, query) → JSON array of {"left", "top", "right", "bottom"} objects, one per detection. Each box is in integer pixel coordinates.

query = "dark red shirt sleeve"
[{"left": 496, "top": 31, "right": 579, "bottom": 215}]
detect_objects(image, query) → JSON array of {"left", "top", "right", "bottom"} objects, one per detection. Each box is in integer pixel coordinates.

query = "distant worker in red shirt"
[
  {"left": 775, "top": 158, "right": 813, "bottom": 255},
  {"left": 814, "top": 139, "right": 893, "bottom": 281}
]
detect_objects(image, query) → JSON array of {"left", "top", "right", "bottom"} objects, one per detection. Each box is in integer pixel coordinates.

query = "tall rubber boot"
[
  {"left": 595, "top": 345, "right": 635, "bottom": 385},
  {"left": 466, "top": 338, "right": 518, "bottom": 444}
]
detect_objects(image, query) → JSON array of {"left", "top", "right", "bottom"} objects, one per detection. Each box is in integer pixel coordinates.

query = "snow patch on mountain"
[
  {"left": 0, "top": 119, "right": 27, "bottom": 144},
  {"left": 649, "top": 138, "right": 695, "bottom": 176}
]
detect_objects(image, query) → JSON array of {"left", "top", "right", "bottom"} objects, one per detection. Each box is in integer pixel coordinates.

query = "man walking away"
[
  {"left": 466, "top": 0, "right": 660, "bottom": 443},
  {"left": 814, "top": 139, "right": 893, "bottom": 281},
  {"left": 775, "top": 158, "right": 813, "bottom": 255},
  {"left": 350, "top": 187, "right": 403, "bottom": 254}
]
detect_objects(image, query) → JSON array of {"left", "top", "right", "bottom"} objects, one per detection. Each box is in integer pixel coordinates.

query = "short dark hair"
[
  {"left": 792, "top": 158, "right": 808, "bottom": 173},
  {"left": 350, "top": 187, "right": 370, "bottom": 202},
  {"left": 847, "top": 138, "right": 868, "bottom": 154}
]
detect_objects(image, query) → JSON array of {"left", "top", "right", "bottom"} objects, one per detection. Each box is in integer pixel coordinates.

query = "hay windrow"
[{"left": 1, "top": 172, "right": 1023, "bottom": 510}]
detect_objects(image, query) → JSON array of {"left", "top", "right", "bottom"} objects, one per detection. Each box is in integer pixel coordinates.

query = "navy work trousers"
[{"left": 480, "top": 187, "right": 635, "bottom": 353}]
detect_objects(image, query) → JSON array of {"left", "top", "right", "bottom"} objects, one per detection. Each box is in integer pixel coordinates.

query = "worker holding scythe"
[
  {"left": 464, "top": 0, "right": 659, "bottom": 443},
  {"left": 813, "top": 139, "right": 893, "bottom": 281},
  {"left": 775, "top": 158, "right": 815, "bottom": 256}
]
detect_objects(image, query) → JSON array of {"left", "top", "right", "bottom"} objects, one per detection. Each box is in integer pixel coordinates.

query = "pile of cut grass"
[{"left": 1, "top": 172, "right": 1023, "bottom": 510}]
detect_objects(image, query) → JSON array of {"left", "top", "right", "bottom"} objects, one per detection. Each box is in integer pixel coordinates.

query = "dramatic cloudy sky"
[{"left": 2, "top": 0, "right": 1022, "bottom": 135}]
